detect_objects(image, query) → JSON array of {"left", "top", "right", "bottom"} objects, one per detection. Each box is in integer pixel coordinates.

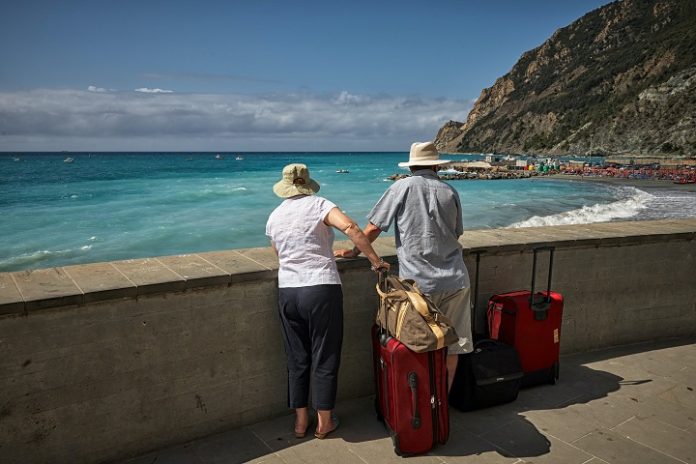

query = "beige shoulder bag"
[{"left": 376, "top": 274, "right": 459, "bottom": 353}]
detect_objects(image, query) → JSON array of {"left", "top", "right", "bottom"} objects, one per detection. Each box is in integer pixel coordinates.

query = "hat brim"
[
  {"left": 273, "top": 179, "right": 321, "bottom": 198},
  {"left": 398, "top": 159, "right": 452, "bottom": 168}
]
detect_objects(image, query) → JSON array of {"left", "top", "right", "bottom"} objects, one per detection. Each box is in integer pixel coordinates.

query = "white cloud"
[
  {"left": 335, "top": 90, "right": 370, "bottom": 106},
  {"left": 134, "top": 87, "right": 174, "bottom": 94},
  {"left": 87, "top": 85, "right": 109, "bottom": 93},
  {"left": 0, "top": 88, "right": 473, "bottom": 150}
]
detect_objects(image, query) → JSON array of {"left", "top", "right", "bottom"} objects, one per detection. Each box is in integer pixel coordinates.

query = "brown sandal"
[
  {"left": 294, "top": 426, "right": 310, "bottom": 439},
  {"left": 314, "top": 418, "right": 340, "bottom": 439},
  {"left": 294, "top": 418, "right": 312, "bottom": 439}
]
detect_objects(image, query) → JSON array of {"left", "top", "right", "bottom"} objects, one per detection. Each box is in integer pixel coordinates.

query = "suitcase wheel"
[
  {"left": 374, "top": 396, "right": 384, "bottom": 422},
  {"left": 549, "top": 362, "right": 559, "bottom": 385}
]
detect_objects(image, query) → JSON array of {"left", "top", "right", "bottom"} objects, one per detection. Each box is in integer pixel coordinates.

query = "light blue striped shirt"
[{"left": 368, "top": 169, "right": 470, "bottom": 294}]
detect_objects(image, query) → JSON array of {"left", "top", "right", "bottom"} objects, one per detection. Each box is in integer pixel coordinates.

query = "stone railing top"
[{"left": 1, "top": 219, "right": 694, "bottom": 316}]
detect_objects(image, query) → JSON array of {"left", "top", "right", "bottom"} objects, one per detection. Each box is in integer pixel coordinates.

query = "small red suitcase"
[
  {"left": 487, "top": 247, "right": 563, "bottom": 387},
  {"left": 372, "top": 325, "right": 449, "bottom": 456}
]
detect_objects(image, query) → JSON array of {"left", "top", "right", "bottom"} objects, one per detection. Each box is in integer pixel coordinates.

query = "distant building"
[
  {"left": 465, "top": 161, "right": 493, "bottom": 170},
  {"left": 515, "top": 159, "right": 530, "bottom": 168}
]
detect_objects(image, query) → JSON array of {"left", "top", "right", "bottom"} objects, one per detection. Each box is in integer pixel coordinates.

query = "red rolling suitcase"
[
  {"left": 487, "top": 246, "right": 563, "bottom": 387},
  {"left": 372, "top": 326, "right": 449, "bottom": 456}
]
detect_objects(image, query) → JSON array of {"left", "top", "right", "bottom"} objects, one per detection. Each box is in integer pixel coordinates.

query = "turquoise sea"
[{"left": 2, "top": 152, "right": 696, "bottom": 272}]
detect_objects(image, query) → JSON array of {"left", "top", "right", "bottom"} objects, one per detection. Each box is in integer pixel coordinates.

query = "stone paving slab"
[
  {"left": 118, "top": 338, "right": 696, "bottom": 464},
  {"left": 0, "top": 272, "right": 24, "bottom": 314},
  {"left": 11, "top": 267, "right": 84, "bottom": 311},
  {"left": 62, "top": 262, "right": 137, "bottom": 302},
  {"left": 196, "top": 250, "right": 272, "bottom": 283},
  {"left": 155, "top": 255, "right": 231, "bottom": 289},
  {"left": 111, "top": 257, "right": 186, "bottom": 295}
]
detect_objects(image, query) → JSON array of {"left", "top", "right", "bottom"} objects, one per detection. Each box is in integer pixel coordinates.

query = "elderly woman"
[{"left": 266, "top": 163, "right": 389, "bottom": 440}]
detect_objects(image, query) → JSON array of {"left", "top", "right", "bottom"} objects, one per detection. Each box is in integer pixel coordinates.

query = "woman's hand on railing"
[{"left": 334, "top": 247, "right": 359, "bottom": 258}]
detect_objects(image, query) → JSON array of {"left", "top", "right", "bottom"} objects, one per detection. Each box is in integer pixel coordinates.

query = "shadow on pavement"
[{"left": 121, "top": 338, "right": 692, "bottom": 464}]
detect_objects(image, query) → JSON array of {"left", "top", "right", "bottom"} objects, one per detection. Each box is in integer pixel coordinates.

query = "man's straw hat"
[
  {"left": 398, "top": 141, "right": 451, "bottom": 168},
  {"left": 273, "top": 163, "right": 321, "bottom": 198}
]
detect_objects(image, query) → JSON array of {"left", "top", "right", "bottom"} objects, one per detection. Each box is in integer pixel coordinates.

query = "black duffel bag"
[{"left": 449, "top": 338, "right": 523, "bottom": 411}]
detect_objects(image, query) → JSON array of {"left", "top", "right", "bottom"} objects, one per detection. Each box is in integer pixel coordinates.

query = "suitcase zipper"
[
  {"left": 428, "top": 351, "right": 438, "bottom": 445},
  {"left": 380, "top": 357, "right": 389, "bottom": 419}
]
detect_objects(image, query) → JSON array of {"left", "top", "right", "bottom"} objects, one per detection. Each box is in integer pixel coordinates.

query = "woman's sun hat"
[
  {"left": 398, "top": 141, "right": 451, "bottom": 167},
  {"left": 273, "top": 163, "right": 321, "bottom": 198}
]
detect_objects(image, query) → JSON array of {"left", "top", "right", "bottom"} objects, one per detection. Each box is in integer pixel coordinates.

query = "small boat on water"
[
  {"left": 12, "top": 156, "right": 20, "bottom": 162},
  {"left": 336, "top": 169, "right": 350, "bottom": 174},
  {"left": 235, "top": 155, "right": 244, "bottom": 161},
  {"left": 215, "top": 154, "right": 224, "bottom": 160},
  {"left": 63, "top": 157, "right": 74, "bottom": 163}
]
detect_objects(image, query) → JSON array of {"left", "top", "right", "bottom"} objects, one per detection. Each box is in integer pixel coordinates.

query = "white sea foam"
[
  {"left": 632, "top": 189, "right": 696, "bottom": 220},
  {"left": 0, "top": 247, "right": 87, "bottom": 269},
  {"left": 508, "top": 188, "right": 654, "bottom": 228}
]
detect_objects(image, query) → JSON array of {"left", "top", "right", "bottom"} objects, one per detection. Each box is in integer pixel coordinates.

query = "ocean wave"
[
  {"left": 507, "top": 187, "right": 653, "bottom": 228},
  {"left": 172, "top": 186, "right": 249, "bottom": 201},
  {"left": 0, "top": 246, "right": 91, "bottom": 270}
]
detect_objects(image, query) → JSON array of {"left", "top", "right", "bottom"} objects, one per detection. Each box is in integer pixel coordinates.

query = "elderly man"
[{"left": 336, "top": 141, "right": 473, "bottom": 391}]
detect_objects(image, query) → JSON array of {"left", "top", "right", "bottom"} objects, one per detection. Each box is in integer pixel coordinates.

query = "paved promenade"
[{"left": 120, "top": 338, "right": 696, "bottom": 464}]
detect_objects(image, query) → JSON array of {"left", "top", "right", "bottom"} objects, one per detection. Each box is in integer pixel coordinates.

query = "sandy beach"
[{"left": 542, "top": 174, "right": 696, "bottom": 192}]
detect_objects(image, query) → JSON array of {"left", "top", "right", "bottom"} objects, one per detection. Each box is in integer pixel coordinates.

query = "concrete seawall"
[{"left": 1, "top": 219, "right": 695, "bottom": 464}]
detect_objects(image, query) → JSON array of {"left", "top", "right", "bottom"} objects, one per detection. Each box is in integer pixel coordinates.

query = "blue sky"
[{"left": 0, "top": 0, "right": 610, "bottom": 151}]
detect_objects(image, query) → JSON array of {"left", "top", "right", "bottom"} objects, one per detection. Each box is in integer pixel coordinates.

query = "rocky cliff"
[{"left": 435, "top": 0, "right": 696, "bottom": 157}]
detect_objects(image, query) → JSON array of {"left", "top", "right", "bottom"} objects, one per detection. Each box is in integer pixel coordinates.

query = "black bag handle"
[
  {"left": 474, "top": 338, "right": 506, "bottom": 350},
  {"left": 530, "top": 246, "right": 555, "bottom": 320}
]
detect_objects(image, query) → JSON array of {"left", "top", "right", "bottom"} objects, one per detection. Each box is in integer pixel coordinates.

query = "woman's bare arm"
[{"left": 325, "top": 207, "right": 389, "bottom": 271}]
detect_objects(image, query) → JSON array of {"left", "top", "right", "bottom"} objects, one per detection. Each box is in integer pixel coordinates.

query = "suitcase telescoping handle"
[
  {"left": 530, "top": 246, "right": 555, "bottom": 320},
  {"left": 378, "top": 269, "right": 389, "bottom": 292},
  {"left": 377, "top": 270, "right": 391, "bottom": 346},
  {"left": 471, "top": 250, "right": 486, "bottom": 338}
]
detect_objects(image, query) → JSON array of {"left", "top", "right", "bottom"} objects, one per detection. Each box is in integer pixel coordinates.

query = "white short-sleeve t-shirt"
[{"left": 266, "top": 195, "right": 341, "bottom": 288}]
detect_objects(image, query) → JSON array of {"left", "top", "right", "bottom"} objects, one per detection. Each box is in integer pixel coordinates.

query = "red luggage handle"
[{"left": 530, "top": 246, "right": 555, "bottom": 321}]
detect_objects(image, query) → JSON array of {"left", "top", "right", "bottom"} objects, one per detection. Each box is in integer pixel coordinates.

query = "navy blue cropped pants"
[{"left": 277, "top": 284, "right": 343, "bottom": 411}]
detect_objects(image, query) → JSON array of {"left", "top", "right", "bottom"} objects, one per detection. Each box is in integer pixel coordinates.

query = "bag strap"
[
  {"left": 403, "top": 290, "right": 433, "bottom": 321},
  {"left": 404, "top": 290, "right": 446, "bottom": 350},
  {"left": 488, "top": 300, "right": 501, "bottom": 339},
  {"left": 375, "top": 283, "right": 389, "bottom": 331}
]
